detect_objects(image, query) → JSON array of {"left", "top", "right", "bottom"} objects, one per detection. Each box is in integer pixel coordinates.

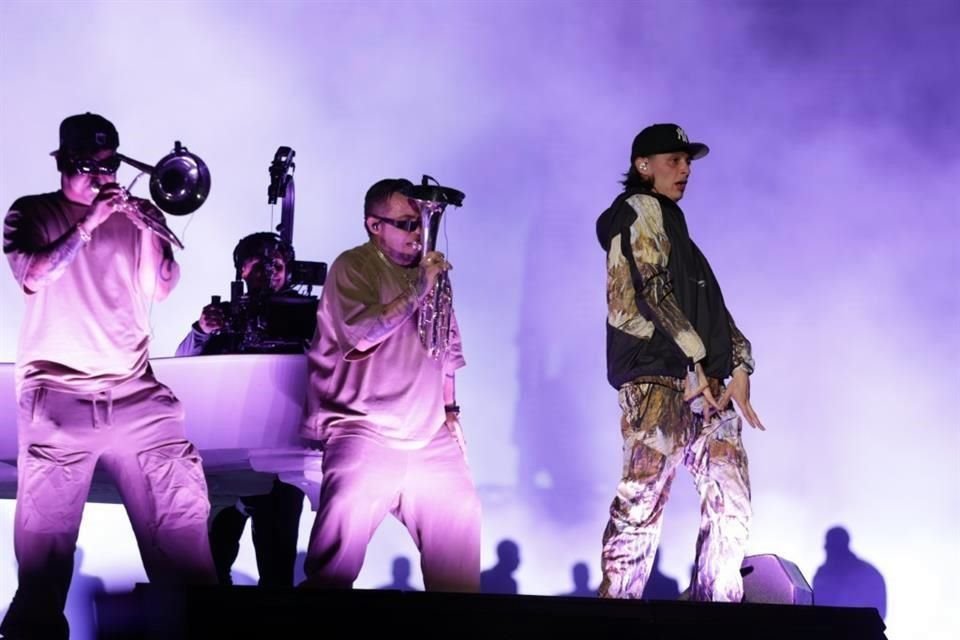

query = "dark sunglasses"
[
  {"left": 370, "top": 214, "right": 421, "bottom": 232},
  {"left": 71, "top": 155, "right": 122, "bottom": 175}
]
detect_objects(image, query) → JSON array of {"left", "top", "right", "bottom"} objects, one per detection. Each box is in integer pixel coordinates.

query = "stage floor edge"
[{"left": 95, "top": 583, "right": 887, "bottom": 639}]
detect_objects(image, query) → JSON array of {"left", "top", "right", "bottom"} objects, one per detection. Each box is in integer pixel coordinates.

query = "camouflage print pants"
[{"left": 599, "top": 376, "right": 751, "bottom": 602}]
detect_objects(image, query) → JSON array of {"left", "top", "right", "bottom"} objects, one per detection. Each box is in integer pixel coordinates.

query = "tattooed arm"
[
  {"left": 18, "top": 223, "right": 89, "bottom": 293},
  {"left": 349, "top": 255, "right": 439, "bottom": 355},
  {"left": 10, "top": 186, "right": 125, "bottom": 293},
  {"left": 348, "top": 286, "right": 421, "bottom": 357},
  {"left": 344, "top": 250, "right": 448, "bottom": 359}
]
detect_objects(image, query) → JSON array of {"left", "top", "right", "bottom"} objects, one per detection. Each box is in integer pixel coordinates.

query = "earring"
[{"left": 639, "top": 162, "right": 649, "bottom": 172}]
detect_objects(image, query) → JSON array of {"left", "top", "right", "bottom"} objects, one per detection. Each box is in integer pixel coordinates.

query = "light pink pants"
[
  {"left": 2, "top": 370, "right": 216, "bottom": 637},
  {"left": 303, "top": 426, "right": 481, "bottom": 592}
]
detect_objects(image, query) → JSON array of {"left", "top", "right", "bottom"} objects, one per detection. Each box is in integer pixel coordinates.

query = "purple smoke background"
[{"left": 1, "top": 1, "right": 958, "bottom": 637}]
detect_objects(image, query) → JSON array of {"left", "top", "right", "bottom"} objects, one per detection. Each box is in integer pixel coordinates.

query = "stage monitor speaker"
[{"left": 741, "top": 554, "right": 814, "bottom": 605}]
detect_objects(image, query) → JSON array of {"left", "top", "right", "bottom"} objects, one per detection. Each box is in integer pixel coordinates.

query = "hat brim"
[
  {"left": 49, "top": 147, "right": 117, "bottom": 158},
  {"left": 632, "top": 142, "right": 710, "bottom": 161},
  {"left": 686, "top": 143, "right": 709, "bottom": 160}
]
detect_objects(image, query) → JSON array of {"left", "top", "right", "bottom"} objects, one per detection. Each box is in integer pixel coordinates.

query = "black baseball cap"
[
  {"left": 52, "top": 112, "right": 119, "bottom": 157},
  {"left": 630, "top": 123, "right": 709, "bottom": 161}
]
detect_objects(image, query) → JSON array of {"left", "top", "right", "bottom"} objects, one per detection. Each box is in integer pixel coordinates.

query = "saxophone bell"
[{"left": 403, "top": 175, "right": 465, "bottom": 360}]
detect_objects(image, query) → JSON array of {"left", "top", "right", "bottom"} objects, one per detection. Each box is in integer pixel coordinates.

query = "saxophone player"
[{"left": 300, "top": 178, "right": 480, "bottom": 592}]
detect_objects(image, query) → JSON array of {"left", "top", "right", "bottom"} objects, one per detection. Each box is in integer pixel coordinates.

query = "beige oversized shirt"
[
  {"left": 4, "top": 191, "right": 150, "bottom": 396},
  {"left": 302, "top": 242, "right": 465, "bottom": 448}
]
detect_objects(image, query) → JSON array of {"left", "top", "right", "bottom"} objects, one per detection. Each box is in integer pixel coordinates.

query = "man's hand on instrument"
[
  {"left": 415, "top": 250, "right": 451, "bottom": 300},
  {"left": 82, "top": 183, "right": 123, "bottom": 232}
]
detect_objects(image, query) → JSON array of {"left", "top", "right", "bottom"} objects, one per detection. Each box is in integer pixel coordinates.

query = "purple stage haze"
[{"left": 0, "top": 1, "right": 957, "bottom": 638}]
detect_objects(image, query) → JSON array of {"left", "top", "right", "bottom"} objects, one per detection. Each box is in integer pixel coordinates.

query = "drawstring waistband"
[{"left": 91, "top": 389, "right": 114, "bottom": 429}]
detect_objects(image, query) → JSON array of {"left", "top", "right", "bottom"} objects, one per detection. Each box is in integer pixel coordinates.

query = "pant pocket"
[
  {"left": 20, "top": 444, "right": 93, "bottom": 533},
  {"left": 137, "top": 440, "right": 210, "bottom": 529},
  {"left": 18, "top": 387, "right": 47, "bottom": 425}
]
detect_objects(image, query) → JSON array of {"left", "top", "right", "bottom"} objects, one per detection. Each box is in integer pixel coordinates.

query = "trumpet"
[
  {"left": 404, "top": 175, "right": 465, "bottom": 361},
  {"left": 111, "top": 141, "right": 211, "bottom": 249}
]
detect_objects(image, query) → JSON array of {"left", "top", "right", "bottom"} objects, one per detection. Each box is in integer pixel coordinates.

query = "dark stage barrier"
[{"left": 96, "top": 584, "right": 886, "bottom": 640}]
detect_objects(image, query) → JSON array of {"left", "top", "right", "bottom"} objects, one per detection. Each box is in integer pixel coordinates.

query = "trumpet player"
[
  {"left": 300, "top": 178, "right": 480, "bottom": 592},
  {"left": 1, "top": 113, "right": 216, "bottom": 640}
]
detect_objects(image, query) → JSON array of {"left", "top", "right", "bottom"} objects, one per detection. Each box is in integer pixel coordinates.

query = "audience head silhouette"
[
  {"left": 825, "top": 526, "right": 851, "bottom": 555},
  {"left": 813, "top": 525, "right": 887, "bottom": 619},
  {"left": 497, "top": 539, "right": 520, "bottom": 571},
  {"left": 572, "top": 562, "right": 590, "bottom": 588},
  {"left": 481, "top": 538, "right": 522, "bottom": 594},
  {"left": 392, "top": 556, "right": 411, "bottom": 582}
]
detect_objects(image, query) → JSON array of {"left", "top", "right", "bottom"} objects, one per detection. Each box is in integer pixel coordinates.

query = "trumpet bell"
[{"left": 149, "top": 142, "right": 211, "bottom": 216}]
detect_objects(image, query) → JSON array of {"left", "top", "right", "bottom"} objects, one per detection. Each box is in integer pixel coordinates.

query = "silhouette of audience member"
[
  {"left": 377, "top": 556, "right": 418, "bottom": 591},
  {"left": 641, "top": 550, "right": 680, "bottom": 600},
  {"left": 480, "top": 539, "right": 521, "bottom": 595},
  {"left": 561, "top": 562, "right": 597, "bottom": 597},
  {"left": 64, "top": 548, "right": 105, "bottom": 640},
  {"left": 813, "top": 526, "right": 887, "bottom": 619}
]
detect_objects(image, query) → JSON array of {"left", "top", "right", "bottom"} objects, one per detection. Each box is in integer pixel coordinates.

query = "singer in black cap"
[{"left": 595, "top": 123, "right": 765, "bottom": 601}]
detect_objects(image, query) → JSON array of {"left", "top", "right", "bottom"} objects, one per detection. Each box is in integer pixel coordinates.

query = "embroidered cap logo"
[{"left": 676, "top": 127, "right": 689, "bottom": 144}]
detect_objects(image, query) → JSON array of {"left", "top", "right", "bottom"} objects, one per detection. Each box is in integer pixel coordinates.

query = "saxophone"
[{"left": 405, "top": 176, "right": 465, "bottom": 361}]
